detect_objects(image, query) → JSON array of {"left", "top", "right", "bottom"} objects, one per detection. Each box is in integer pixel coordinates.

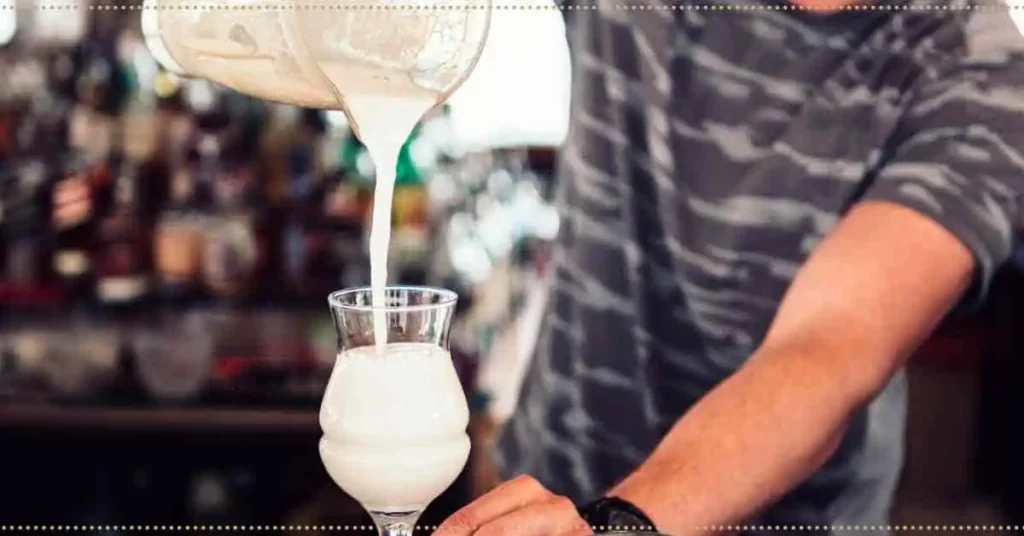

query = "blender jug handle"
[{"left": 141, "top": 0, "right": 188, "bottom": 76}]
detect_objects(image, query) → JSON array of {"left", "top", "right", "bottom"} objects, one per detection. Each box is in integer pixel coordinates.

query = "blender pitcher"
[{"left": 140, "top": 0, "right": 492, "bottom": 117}]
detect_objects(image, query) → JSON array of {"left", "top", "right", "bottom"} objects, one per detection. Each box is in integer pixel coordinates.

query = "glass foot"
[{"left": 369, "top": 509, "right": 423, "bottom": 536}]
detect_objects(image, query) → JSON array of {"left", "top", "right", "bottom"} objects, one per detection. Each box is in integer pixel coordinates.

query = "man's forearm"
[{"left": 610, "top": 341, "right": 889, "bottom": 536}]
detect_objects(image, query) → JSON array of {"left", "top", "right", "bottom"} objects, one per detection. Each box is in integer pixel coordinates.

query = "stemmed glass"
[{"left": 321, "top": 286, "right": 468, "bottom": 536}]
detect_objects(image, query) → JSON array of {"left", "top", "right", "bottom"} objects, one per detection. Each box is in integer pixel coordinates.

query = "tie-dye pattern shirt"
[{"left": 494, "top": 1, "right": 1024, "bottom": 530}]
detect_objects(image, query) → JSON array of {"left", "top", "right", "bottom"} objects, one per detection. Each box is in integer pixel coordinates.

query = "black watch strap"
[{"left": 576, "top": 496, "right": 659, "bottom": 533}]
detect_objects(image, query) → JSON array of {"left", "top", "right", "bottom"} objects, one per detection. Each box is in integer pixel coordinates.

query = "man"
[{"left": 436, "top": 0, "right": 1024, "bottom": 534}]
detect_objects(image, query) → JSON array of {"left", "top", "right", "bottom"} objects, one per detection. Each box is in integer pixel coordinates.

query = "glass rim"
[{"left": 327, "top": 285, "right": 459, "bottom": 313}]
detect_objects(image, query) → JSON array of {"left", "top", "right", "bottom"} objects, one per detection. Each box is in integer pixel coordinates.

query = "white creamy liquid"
[
  {"left": 326, "top": 65, "right": 440, "bottom": 348},
  {"left": 319, "top": 343, "right": 471, "bottom": 513},
  {"left": 169, "top": 25, "right": 442, "bottom": 346}
]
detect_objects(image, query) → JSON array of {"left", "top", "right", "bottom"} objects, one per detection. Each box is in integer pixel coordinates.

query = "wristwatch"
[{"left": 576, "top": 496, "right": 659, "bottom": 534}]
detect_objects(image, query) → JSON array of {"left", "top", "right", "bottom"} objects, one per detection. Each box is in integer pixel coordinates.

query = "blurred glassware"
[
  {"left": 0, "top": 342, "right": 16, "bottom": 394},
  {"left": 133, "top": 311, "right": 213, "bottom": 403},
  {"left": 22, "top": 0, "right": 87, "bottom": 47},
  {"left": 41, "top": 319, "right": 120, "bottom": 400},
  {"left": 306, "top": 317, "right": 335, "bottom": 368},
  {"left": 0, "top": 0, "right": 15, "bottom": 48},
  {"left": 258, "top": 310, "right": 306, "bottom": 368}
]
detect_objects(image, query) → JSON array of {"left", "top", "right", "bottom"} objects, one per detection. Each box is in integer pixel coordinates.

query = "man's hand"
[{"left": 434, "top": 475, "right": 593, "bottom": 536}]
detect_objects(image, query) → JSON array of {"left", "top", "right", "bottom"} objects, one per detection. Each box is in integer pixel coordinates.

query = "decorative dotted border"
[
  {"left": 0, "top": 526, "right": 1022, "bottom": 532},
  {"left": 0, "top": 0, "right": 1017, "bottom": 528},
  {"left": 7, "top": 2, "right": 1024, "bottom": 11}
]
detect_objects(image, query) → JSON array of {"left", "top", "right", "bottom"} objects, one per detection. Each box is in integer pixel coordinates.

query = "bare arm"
[
  {"left": 611, "top": 200, "right": 975, "bottom": 534},
  {"left": 435, "top": 22, "right": 1024, "bottom": 536}
]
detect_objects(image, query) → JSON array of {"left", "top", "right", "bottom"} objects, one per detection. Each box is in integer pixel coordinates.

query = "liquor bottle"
[
  {"left": 201, "top": 144, "right": 267, "bottom": 301},
  {"left": 154, "top": 69, "right": 192, "bottom": 160},
  {"left": 16, "top": 88, "right": 72, "bottom": 160},
  {"left": 150, "top": 81, "right": 222, "bottom": 301},
  {"left": 335, "top": 130, "right": 374, "bottom": 225},
  {"left": 281, "top": 141, "right": 318, "bottom": 296},
  {"left": 44, "top": 44, "right": 77, "bottom": 104},
  {"left": 283, "top": 107, "right": 327, "bottom": 202},
  {"left": 320, "top": 166, "right": 371, "bottom": 291},
  {"left": 153, "top": 156, "right": 206, "bottom": 301},
  {"left": 391, "top": 144, "right": 432, "bottom": 283},
  {"left": 67, "top": 13, "right": 130, "bottom": 163},
  {"left": 393, "top": 131, "right": 431, "bottom": 231},
  {"left": 1, "top": 161, "right": 56, "bottom": 304},
  {"left": 51, "top": 153, "right": 111, "bottom": 298},
  {"left": 0, "top": 50, "right": 52, "bottom": 162},
  {"left": 52, "top": 16, "right": 128, "bottom": 300},
  {"left": 92, "top": 157, "right": 153, "bottom": 307},
  {"left": 280, "top": 107, "right": 341, "bottom": 298}
]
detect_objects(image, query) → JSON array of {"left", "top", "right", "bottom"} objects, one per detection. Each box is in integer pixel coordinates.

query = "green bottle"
[
  {"left": 395, "top": 136, "right": 423, "bottom": 186},
  {"left": 339, "top": 122, "right": 425, "bottom": 186}
]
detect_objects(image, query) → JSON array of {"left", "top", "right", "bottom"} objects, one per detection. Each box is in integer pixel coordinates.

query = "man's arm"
[
  {"left": 436, "top": 12, "right": 1024, "bottom": 536},
  {"left": 433, "top": 197, "right": 981, "bottom": 536},
  {"left": 610, "top": 200, "right": 974, "bottom": 535}
]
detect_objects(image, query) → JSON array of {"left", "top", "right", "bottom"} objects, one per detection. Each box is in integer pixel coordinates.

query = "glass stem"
[{"left": 370, "top": 510, "right": 422, "bottom": 536}]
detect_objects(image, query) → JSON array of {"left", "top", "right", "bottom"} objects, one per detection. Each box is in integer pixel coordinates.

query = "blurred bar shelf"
[{"left": 0, "top": 403, "right": 317, "bottom": 434}]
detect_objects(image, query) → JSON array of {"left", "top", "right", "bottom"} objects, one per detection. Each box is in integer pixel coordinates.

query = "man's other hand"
[{"left": 434, "top": 475, "right": 593, "bottom": 536}]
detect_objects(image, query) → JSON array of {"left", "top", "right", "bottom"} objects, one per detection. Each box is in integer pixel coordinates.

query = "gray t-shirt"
[{"left": 494, "top": 0, "right": 1024, "bottom": 530}]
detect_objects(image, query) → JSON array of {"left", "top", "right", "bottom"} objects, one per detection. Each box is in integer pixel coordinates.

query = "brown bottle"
[
  {"left": 153, "top": 69, "right": 193, "bottom": 163},
  {"left": 1, "top": 162, "right": 56, "bottom": 303},
  {"left": 201, "top": 154, "right": 266, "bottom": 301},
  {"left": 153, "top": 157, "right": 206, "bottom": 300},
  {"left": 51, "top": 154, "right": 110, "bottom": 295},
  {"left": 321, "top": 168, "right": 370, "bottom": 290},
  {"left": 281, "top": 140, "right": 326, "bottom": 297},
  {"left": 92, "top": 158, "right": 152, "bottom": 306}
]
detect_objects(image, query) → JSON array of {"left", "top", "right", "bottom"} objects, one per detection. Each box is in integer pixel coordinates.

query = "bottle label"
[
  {"left": 52, "top": 173, "right": 93, "bottom": 230},
  {"left": 203, "top": 219, "right": 258, "bottom": 295},
  {"left": 155, "top": 221, "right": 202, "bottom": 283},
  {"left": 54, "top": 250, "right": 90, "bottom": 277},
  {"left": 97, "top": 275, "right": 148, "bottom": 303}
]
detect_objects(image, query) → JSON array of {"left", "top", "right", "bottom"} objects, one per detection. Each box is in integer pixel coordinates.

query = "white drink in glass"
[
  {"left": 323, "top": 286, "right": 467, "bottom": 535},
  {"left": 319, "top": 342, "right": 470, "bottom": 513}
]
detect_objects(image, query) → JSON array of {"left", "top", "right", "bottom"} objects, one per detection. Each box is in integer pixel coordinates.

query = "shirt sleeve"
[{"left": 860, "top": 21, "right": 1024, "bottom": 305}]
